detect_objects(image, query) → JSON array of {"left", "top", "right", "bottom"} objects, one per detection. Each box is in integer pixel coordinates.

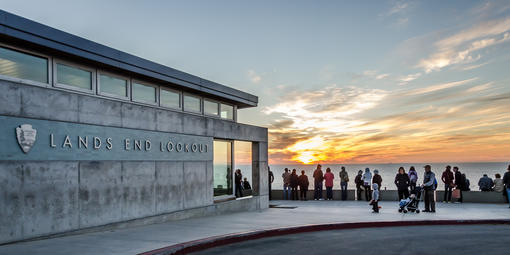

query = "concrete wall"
[
  {"left": 0, "top": 80, "right": 268, "bottom": 244},
  {"left": 270, "top": 189, "right": 508, "bottom": 203}
]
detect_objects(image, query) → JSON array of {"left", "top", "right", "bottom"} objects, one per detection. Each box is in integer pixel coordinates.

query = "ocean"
[{"left": 267, "top": 162, "right": 509, "bottom": 191}]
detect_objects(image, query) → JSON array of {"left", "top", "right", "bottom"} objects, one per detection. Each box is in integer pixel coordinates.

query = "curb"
[{"left": 138, "top": 219, "right": 510, "bottom": 255}]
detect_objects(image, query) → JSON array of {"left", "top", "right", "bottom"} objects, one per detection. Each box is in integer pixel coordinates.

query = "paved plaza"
[{"left": 0, "top": 200, "right": 509, "bottom": 255}]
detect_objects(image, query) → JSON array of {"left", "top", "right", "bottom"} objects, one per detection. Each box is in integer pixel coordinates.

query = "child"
[{"left": 370, "top": 183, "right": 380, "bottom": 213}]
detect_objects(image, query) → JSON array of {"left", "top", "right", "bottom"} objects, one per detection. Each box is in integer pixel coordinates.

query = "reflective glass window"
[
  {"left": 99, "top": 73, "right": 127, "bottom": 97},
  {"left": 160, "top": 88, "right": 180, "bottom": 109},
  {"left": 56, "top": 63, "right": 92, "bottom": 90},
  {"left": 214, "top": 140, "right": 232, "bottom": 196},
  {"left": 184, "top": 94, "right": 201, "bottom": 112},
  {"left": 204, "top": 100, "right": 219, "bottom": 116},
  {"left": 0, "top": 47, "right": 48, "bottom": 83},
  {"left": 132, "top": 82, "right": 157, "bottom": 103}
]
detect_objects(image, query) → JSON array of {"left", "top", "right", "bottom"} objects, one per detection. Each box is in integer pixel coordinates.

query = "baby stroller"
[{"left": 398, "top": 186, "right": 422, "bottom": 213}]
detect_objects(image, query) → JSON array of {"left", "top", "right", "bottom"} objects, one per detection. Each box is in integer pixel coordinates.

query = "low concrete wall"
[{"left": 270, "top": 189, "right": 508, "bottom": 203}]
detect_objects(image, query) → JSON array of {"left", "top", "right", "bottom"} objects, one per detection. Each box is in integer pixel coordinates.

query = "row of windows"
[{"left": 0, "top": 45, "right": 235, "bottom": 120}]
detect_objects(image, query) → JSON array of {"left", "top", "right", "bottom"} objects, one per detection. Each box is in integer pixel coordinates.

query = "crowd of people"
[{"left": 270, "top": 164, "right": 510, "bottom": 212}]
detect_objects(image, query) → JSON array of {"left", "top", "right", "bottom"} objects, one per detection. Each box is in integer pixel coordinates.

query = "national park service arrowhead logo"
[{"left": 16, "top": 124, "right": 37, "bottom": 153}]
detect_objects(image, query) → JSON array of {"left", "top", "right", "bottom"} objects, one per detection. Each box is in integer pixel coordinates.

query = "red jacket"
[
  {"left": 442, "top": 170, "right": 454, "bottom": 185},
  {"left": 324, "top": 172, "right": 334, "bottom": 187}
]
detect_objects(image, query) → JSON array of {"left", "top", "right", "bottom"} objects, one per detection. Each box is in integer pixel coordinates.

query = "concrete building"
[{"left": 0, "top": 10, "right": 268, "bottom": 244}]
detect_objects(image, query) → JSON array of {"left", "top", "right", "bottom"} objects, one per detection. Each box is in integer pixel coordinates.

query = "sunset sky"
[{"left": 3, "top": 0, "right": 510, "bottom": 164}]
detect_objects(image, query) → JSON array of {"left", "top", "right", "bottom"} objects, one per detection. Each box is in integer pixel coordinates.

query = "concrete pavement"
[{"left": 0, "top": 200, "right": 509, "bottom": 254}]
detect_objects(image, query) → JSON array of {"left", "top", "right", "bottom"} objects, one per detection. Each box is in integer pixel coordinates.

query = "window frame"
[
  {"left": 213, "top": 139, "right": 235, "bottom": 199},
  {"left": 53, "top": 59, "right": 96, "bottom": 94},
  {"left": 0, "top": 43, "right": 52, "bottom": 88},
  {"left": 131, "top": 79, "right": 159, "bottom": 106},
  {"left": 220, "top": 102, "right": 235, "bottom": 120},
  {"left": 183, "top": 93, "right": 203, "bottom": 114},
  {"left": 159, "top": 86, "right": 182, "bottom": 110},
  {"left": 203, "top": 98, "right": 220, "bottom": 117},
  {"left": 96, "top": 70, "right": 131, "bottom": 100}
]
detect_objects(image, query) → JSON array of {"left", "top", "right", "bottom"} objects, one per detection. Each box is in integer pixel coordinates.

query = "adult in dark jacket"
[
  {"left": 354, "top": 170, "right": 364, "bottom": 201},
  {"left": 373, "top": 169, "right": 382, "bottom": 190},
  {"left": 298, "top": 170, "right": 310, "bottom": 201},
  {"left": 394, "top": 167, "right": 410, "bottom": 200},
  {"left": 478, "top": 174, "right": 493, "bottom": 191},
  {"left": 441, "top": 165, "right": 455, "bottom": 203},
  {"left": 453, "top": 166, "right": 463, "bottom": 203},
  {"left": 289, "top": 169, "right": 299, "bottom": 200},
  {"left": 503, "top": 165, "right": 510, "bottom": 207},
  {"left": 235, "top": 169, "right": 243, "bottom": 198}
]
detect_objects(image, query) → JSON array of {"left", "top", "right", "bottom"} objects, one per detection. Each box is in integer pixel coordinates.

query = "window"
[
  {"left": 132, "top": 81, "right": 157, "bottom": 104},
  {"left": 0, "top": 46, "right": 48, "bottom": 84},
  {"left": 204, "top": 99, "right": 219, "bottom": 116},
  {"left": 160, "top": 87, "right": 181, "bottom": 109},
  {"left": 234, "top": 141, "right": 252, "bottom": 192},
  {"left": 98, "top": 72, "right": 128, "bottom": 98},
  {"left": 220, "top": 104, "right": 234, "bottom": 120},
  {"left": 183, "top": 94, "right": 201, "bottom": 113},
  {"left": 213, "top": 140, "right": 233, "bottom": 197},
  {"left": 55, "top": 62, "right": 93, "bottom": 91}
]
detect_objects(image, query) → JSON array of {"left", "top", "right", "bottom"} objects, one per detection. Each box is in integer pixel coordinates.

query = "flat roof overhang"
[{"left": 0, "top": 10, "right": 258, "bottom": 108}]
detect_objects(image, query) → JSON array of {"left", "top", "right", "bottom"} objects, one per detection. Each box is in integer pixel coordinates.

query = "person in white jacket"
[{"left": 362, "top": 168, "right": 372, "bottom": 201}]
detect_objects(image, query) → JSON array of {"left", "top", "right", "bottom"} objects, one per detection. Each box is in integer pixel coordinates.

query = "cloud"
[
  {"left": 385, "top": 1, "right": 409, "bottom": 16},
  {"left": 404, "top": 78, "right": 477, "bottom": 95},
  {"left": 376, "top": 73, "right": 390, "bottom": 80},
  {"left": 399, "top": 72, "right": 421, "bottom": 84},
  {"left": 247, "top": 70, "right": 261, "bottom": 83},
  {"left": 418, "top": 18, "right": 510, "bottom": 72}
]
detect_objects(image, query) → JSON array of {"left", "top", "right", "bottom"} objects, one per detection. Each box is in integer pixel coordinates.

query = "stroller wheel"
[
  {"left": 398, "top": 209, "right": 402, "bottom": 213},
  {"left": 403, "top": 210, "right": 408, "bottom": 213},
  {"left": 416, "top": 209, "right": 420, "bottom": 213}
]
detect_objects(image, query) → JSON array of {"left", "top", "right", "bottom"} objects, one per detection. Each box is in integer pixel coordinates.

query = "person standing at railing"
[
  {"left": 289, "top": 169, "right": 299, "bottom": 200},
  {"left": 282, "top": 168, "right": 291, "bottom": 200},
  {"left": 313, "top": 164, "right": 324, "bottom": 200},
  {"left": 395, "top": 167, "right": 410, "bottom": 200},
  {"left": 355, "top": 170, "right": 364, "bottom": 201},
  {"left": 324, "top": 168, "right": 335, "bottom": 200},
  {"left": 298, "top": 170, "right": 310, "bottom": 201},
  {"left": 441, "top": 165, "right": 454, "bottom": 203},
  {"left": 362, "top": 168, "right": 372, "bottom": 201},
  {"left": 339, "top": 167, "right": 349, "bottom": 201},
  {"left": 408, "top": 166, "right": 418, "bottom": 191},
  {"left": 503, "top": 165, "right": 510, "bottom": 208},
  {"left": 422, "top": 165, "right": 436, "bottom": 213},
  {"left": 453, "top": 166, "right": 464, "bottom": 203}
]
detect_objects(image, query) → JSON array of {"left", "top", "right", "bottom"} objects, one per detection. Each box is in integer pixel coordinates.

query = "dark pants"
[
  {"left": 410, "top": 182, "right": 416, "bottom": 192},
  {"left": 457, "top": 189, "right": 463, "bottom": 203},
  {"left": 326, "top": 186, "right": 333, "bottom": 200},
  {"left": 444, "top": 184, "right": 453, "bottom": 202},
  {"left": 424, "top": 189, "right": 435, "bottom": 211},
  {"left": 364, "top": 185, "right": 372, "bottom": 201},
  {"left": 356, "top": 186, "right": 362, "bottom": 200},
  {"left": 314, "top": 182, "right": 323, "bottom": 200},
  {"left": 300, "top": 187, "right": 308, "bottom": 200},
  {"left": 340, "top": 182, "right": 348, "bottom": 200},
  {"left": 269, "top": 183, "right": 272, "bottom": 200},
  {"left": 398, "top": 189, "right": 409, "bottom": 200},
  {"left": 291, "top": 187, "right": 298, "bottom": 200},
  {"left": 235, "top": 183, "right": 243, "bottom": 198},
  {"left": 372, "top": 200, "right": 379, "bottom": 212}
]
